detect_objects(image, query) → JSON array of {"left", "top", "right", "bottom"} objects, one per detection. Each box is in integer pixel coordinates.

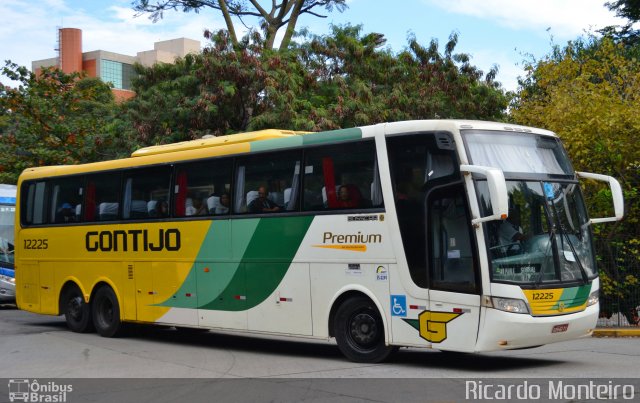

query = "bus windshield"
[
  {"left": 464, "top": 131, "right": 573, "bottom": 175},
  {"left": 475, "top": 180, "right": 596, "bottom": 285}
]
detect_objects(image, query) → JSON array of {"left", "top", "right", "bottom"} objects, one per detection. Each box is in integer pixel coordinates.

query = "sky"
[{"left": 0, "top": 0, "right": 631, "bottom": 92}]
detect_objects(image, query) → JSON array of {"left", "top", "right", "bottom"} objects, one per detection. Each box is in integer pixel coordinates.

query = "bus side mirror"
[
  {"left": 576, "top": 171, "right": 624, "bottom": 224},
  {"left": 460, "top": 165, "right": 509, "bottom": 226}
]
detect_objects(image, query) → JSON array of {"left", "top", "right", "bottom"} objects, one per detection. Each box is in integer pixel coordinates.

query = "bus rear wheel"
[
  {"left": 92, "top": 286, "right": 124, "bottom": 337},
  {"left": 62, "top": 285, "right": 94, "bottom": 333},
  {"left": 334, "top": 296, "right": 395, "bottom": 363}
]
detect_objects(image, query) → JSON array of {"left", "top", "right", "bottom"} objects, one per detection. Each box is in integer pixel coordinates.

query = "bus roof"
[
  {"left": 131, "top": 129, "right": 308, "bottom": 158},
  {"left": 17, "top": 120, "right": 556, "bottom": 181}
]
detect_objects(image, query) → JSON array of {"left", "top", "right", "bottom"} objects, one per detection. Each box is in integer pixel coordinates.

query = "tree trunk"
[
  {"left": 218, "top": 0, "right": 238, "bottom": 46},
  {"left": 280, "top": 0, "right": 303, "bottom": 50}
]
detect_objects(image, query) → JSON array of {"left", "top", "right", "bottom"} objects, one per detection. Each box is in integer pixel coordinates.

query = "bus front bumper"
[{"left": 475, "top": 304, "right": 598, "bottom": 351}]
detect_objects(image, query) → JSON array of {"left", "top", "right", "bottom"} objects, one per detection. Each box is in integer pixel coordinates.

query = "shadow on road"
[
  {"left": 390, "top": 349, "right": 562, "bottom": 372},
  {"left": 6, "top": 310, "right": 566, "bottom": 372},
  {"left": 128, "top": 325, "right": 563, "bottom": 371},
  {"left": 134, "top": 325, "right": 346, "bottom": 360}
]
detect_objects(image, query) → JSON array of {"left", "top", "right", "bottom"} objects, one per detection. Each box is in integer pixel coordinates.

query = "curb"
[{"left": 593, "top": 328, "right": 640, "bottom": 337}]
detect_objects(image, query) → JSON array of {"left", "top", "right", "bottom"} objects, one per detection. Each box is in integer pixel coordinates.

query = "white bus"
[{"left": 15, "top": 120, "right": 623, "bottom": 362}]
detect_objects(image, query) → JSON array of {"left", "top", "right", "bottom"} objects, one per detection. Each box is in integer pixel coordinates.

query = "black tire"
[
  {"left": 92, "top": 286, "right": 124, "bottom": 337},
  {"left": 334, "top": 296, "right": 395, "bottom": 363},
  {"left": 62, "top": 285, "right": 94, "bottom": 333}
]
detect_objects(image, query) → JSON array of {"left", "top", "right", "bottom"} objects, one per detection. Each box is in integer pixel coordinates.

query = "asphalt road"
[{"left": 1, "top": 303, "right": 639, "bottom": 402}]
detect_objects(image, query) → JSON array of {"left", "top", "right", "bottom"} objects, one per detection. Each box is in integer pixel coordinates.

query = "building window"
[{"left": 100, "top": 59, "right": 135, "bottom": 90}]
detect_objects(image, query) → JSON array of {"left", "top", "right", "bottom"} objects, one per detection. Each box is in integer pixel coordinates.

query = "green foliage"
[
  {"left": 0, "top": 62, "right": 120, "bottom": 183},
  {"left": 123, "top": 26, "right": 509, "bottom": 141},
  {"left": 511, "top": 35, "right": 640, "bottom": 320},
  {"left": 607, "top": 0, "right": 640, "bottom": 21},
  {"left": 1, "top": 26, "right": 509, "bottom": 182},
  {"left": 287, "top": 26, "right": 509, "bottom": 130},
  {"left": 124, "top": 53, "right": 210, "bottom": 145},
  {"left": 600, "top": 0, "right": 640, "bottom": 45}
]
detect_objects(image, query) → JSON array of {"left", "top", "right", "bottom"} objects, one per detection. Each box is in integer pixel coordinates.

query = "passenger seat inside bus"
[
  {"left": 184, "top": 198, "right": 196, "bottom": 216},
  {"left": 206, "top": 196, "right": 229, "bottom": 214},
  {"left": 98, "top": 202, "right": 119, "bottom": 221},
  {"left": 246, "top": 190, "right": 259, "bottom": 209},
  {"left": 130, "top": 200, "right": 148, "bottom": 218}
]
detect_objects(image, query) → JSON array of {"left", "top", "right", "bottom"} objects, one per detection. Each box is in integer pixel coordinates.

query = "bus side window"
[
  {"left": 235, "top": 151, "right": 301, "bottom": 214},
  {"left": 173, "top": 159, "right": 232, "bottom": 217},
  {"left": 22, "top": 181, "right": 47, "bottom": 225},
  {"left": 123, "top": 167, "right": 171, "bottom": 220},
  {"left": 86, "top": 172, "right": 121, "bottom": 222},
  {"left": 49, "top": 176, "right": 84, "bottom": 224},
  {"left": 303, "top": 140, "right": 382, "bottom": 211}
]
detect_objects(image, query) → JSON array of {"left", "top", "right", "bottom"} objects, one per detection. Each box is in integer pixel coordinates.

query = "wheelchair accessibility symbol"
[{"left": 391, "top": 295, "right": 407, "bottom": 317}]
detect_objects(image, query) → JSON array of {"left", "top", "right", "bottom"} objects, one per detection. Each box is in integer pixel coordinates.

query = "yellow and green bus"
[{"left": 15, "top": 120, "right": 623, "bottom": 362}]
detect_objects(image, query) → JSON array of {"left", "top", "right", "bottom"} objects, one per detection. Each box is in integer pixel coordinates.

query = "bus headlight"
[
  {"left": 587, "top": 290, "right": 599, "bottom": 307},
  {"left": 483, "top": 296, "right": 530, "bottom": 314}
]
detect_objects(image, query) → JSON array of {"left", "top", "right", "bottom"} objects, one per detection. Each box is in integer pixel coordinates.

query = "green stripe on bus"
[
  {"left": 199, "top": 215, "right": 313, "bottom": 311},
  {"left": 157, "top": 219, "right": 259, "bottom": 309},
  {"left": 301, "top": 128, "right": 362, "bottom": 145},
  {"left": 551, "top": 284, "right": 591, "bottom": 310},
  {"left": 163, "top": 216, "right": 314, "bottom": 311},
  {"left": 250, "top": 136, "right": 304, "bottom": 152},
  {"left": 249, "top": 127, "right": 363, "bottom": 153}
]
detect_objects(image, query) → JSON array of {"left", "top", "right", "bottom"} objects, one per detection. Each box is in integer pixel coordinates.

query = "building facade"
[{"left": 32, "top": 28, "right": 200, "bottom": 101}]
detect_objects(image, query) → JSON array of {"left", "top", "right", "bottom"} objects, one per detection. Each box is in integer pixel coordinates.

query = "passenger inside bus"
[
  {"left": 336, "top": 184, "right": 362, "bottom": 209},
  {"left": 55, "top": 203, "right": 76, "bottom": 223},
  {"left": 185, "top": 194, "right": 207, "bottom": 216},
  {"left": 148, "top": 200, "right": 169, "bottom": 218},
  {"left": 248, "top": 186, "right": 280, "bottom": 213}
]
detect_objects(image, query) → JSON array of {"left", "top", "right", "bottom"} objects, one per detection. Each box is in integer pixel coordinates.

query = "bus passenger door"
[{"left": 426, "top": 184, "right": 481, "bottom": 352}]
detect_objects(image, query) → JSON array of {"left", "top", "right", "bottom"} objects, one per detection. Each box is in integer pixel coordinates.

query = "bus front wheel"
[
  {"left": 92, "top": 286, "right": 124, "bottom": 337},
  {"left": 62, "top": 285, "right": 94, "bottom": 333},
  {"left": 334, "top": 296, "right": 395, "bottom": 363}
]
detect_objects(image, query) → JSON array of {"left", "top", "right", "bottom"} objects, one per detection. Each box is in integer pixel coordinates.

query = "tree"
[
  {"left": 0, "top": 62, "right": 119, "bottom": 183},
  {"left": 607, "top": 0, "right": 640, "bottom": 21},
  {"left": 122, "top": 25, "right": 509, "bottom": 142},
  {"left": 132, "top": 0, "right": 347, "bottom": 50},
  {"left": 123, "top": 53, "right": 212, "bottom": 145},
  {"left": 600, "top": 0, "right": 640, "bottom": 44},
  {"left": 511, "top": 36, "right": 640, "bottom": 322},
  {"left": 289, "top": 25, "right": 508, "bottom": 129}
]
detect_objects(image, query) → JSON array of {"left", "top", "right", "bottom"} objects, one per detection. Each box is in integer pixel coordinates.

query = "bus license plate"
[{"left": 552, "top": 324, "right": 569, "bottom": 333}]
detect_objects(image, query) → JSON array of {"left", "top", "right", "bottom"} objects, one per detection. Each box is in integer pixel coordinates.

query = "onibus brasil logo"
[{"left": 8, "top": 379, "right": 73, "bottom": 402}]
